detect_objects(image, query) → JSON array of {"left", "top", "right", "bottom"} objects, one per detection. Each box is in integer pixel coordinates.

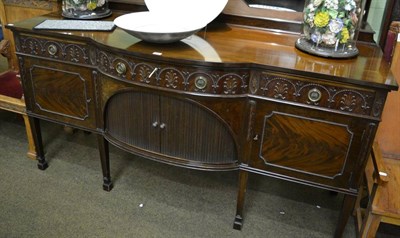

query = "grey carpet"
[{"left": 0, "top": 111, "right": 399, "bottom": 238}]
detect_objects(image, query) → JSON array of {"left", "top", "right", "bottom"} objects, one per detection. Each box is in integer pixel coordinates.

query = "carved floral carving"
[
  {"left": 136, "top": 63, "right": 153, "bottom": 83},
  {"left": 250, "top": 75, "right": 259, "bottom": 94},
  {"left": 223, "top": 76, "right": 238, "bottom": 94},
  {"left": 163, "top": 69, "right": 179, "bottom": 89},
  {"left": 95, "top": 49, "right": 250, "bottom": 95},
  {"left": 17, "top": 35, "right": 379, "bottom": 117},
  {"left": 257, "top": 72, "right": 374, "bottom": 116},
  {"left": 65, "top": 44, "right": 86, "bottom": 63},
  {"left": 18, "top": 36, "right": 89, "bottom": 64}
]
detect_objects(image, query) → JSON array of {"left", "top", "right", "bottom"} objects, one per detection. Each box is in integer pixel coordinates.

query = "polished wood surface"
[{"left": 9, "top": 11, "right": 397, "bottom": 89}]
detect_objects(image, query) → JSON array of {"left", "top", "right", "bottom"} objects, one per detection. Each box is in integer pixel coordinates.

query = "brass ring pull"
[
  {"left": 194, "top": 76, "right": 207, "bottom": 90},
  {"left": 308, "top": 88, "right": 322, "bottom": 103},
  {"left": 47, "top": 44, "right": 57, "bottom": 56},
  {"left": 116, "top": 62, "right": 127, "bottom": 75}
]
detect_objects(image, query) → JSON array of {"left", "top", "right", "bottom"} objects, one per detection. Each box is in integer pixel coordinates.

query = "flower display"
[
  {"left": 63, "top": 0, "right": 106, "bottom": 12},
  {"left": 62, "top": 0, "right": 110, "bottom": 19},
  {"left": 303, "top": 0, "right": 361, "bottom": 47}
]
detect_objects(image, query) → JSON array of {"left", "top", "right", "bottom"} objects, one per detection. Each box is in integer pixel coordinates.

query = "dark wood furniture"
[{"left": 6, "top": 7, "right": 398, "bottom": 238}]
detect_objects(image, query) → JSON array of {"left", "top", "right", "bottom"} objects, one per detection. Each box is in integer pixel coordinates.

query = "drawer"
[
  {"left": 17, "top": 34, "right": 92, "bottom": 65},
  {"left": 249, "top": 71, "right": 378, "bottom": 117},
  {"left": 96, "top": 49, "right": 250, "bottom": 95}
]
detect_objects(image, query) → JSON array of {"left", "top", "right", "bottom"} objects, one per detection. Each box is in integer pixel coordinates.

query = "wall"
[
  {"left": 367, "top": 0, "right": 388, "bottom": 43},
  {"left": 376, "top": 32, "right": 400, "bottom": 159}
]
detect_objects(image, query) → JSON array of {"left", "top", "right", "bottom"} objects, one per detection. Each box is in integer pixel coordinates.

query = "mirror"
[
  {"left": 244, "top": 0, "right": 305, "bottom": 12},
  {"left": 223, "top": 0, "right": 303, "bottom": 23},
  {"left": 110, "top": 0, "right": 305, "bottom": 26}
]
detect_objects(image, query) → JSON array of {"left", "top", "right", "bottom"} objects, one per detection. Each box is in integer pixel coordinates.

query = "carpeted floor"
[{"left": 0, "top": 110, "right": 399, "bottom": 238}]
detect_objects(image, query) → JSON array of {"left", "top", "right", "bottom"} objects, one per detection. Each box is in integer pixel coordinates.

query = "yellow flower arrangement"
[
  {"left": 62, "top": 0, "right": 110, "bottom": 19},
  {"left": 87, "top": 1, "right": 97, "bottom": 10},
  {"left": 64, "top": 0, "right": 106, "bottom": 11},
  {"left": 314, "top": 12, "right": 330, "bottom": 28},
  {"left": 340, "top": 28, "right": 350, "bottom": 43},
  {"left": 303, "top": 0, "right": 361, "bottom": 47}
]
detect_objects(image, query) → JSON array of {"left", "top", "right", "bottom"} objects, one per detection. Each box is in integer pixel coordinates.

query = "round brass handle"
[
  {"left": 308, "top": 88, "right": 322, "bottom": 103},
  {"left": 194, "top": 76, "right": 207, "bottom": 90},
  {"left": 116, "top": 62, "right": 127, "bottom": 75},
  {"left": 47, "top": 44, "right": 57, "bottom": 56}
]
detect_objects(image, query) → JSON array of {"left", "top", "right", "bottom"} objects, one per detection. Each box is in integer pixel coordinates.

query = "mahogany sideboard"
[{"left": 7, "top": 10, "right": 398, "bottom": 238}]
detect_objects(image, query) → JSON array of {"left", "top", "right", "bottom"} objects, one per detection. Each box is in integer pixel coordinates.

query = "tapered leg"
[
  {"left": 22, "top": 114, "right": 36, "bottom": 160},
  {"left": 28, "top": 116, "right": 47, "bottom": 170},
  {"left": 97, "top": 135, "right": 113, "bottom": 191},
  {"left": 334, "top": 194, "right": 357, "bottom": 238},
  {"left": 233, "top": 170, "right": 249, "bottom": 230}
]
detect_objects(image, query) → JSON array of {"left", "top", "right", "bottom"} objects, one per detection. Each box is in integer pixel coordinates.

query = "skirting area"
[{"left": 0, "top": 110, "right": 398, "bottom": 238}]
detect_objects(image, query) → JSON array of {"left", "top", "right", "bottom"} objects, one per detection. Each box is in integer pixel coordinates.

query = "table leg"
[
  {"left": 28, "top": 116, "right": 47, "bottom": 170},
  {"left": 334, "top": 194, "right": 357, "bottom": 238},
  {"left": 233, "top": 170, "right": 249, "bottom": 230},
  {"left": 97, "top": 135, "right": 113, "bottom": 191}
]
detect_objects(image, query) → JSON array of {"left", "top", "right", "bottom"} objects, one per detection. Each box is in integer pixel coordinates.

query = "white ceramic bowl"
[
  {"left": 144, "top": 0, "right": 228, "bottom": 27},
  {"left": 114, "top": 12, "right": 204, "bottom": 43},
  {"left": 114, "top": 0, "right": 228, "bottom": 43}
]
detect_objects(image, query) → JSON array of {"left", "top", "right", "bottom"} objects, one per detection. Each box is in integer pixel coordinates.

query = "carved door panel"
[
  {"left": 248, "top": 98, "right": 369, "bottom": 190},
  {"left": 159, "top": 95, "right": 238, "bottom": 167},
  {"left": 21, "top": 57, "right": 96, "bottom": 129}
]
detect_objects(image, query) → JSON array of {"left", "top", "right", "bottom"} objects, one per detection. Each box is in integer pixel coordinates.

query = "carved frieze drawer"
[
  {"left": 249, "top": 71, "right": 378, "bottom": 117},
  {"left": 97, "top": 49, "right": 250, "bottom": 95},
  {"left": 16, "top": 34, "right": 91, "bottom": 65}
]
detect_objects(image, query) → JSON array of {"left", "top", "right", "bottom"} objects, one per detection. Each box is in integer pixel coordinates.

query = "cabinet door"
[
  {"left": 105, "top": 91, "right": 160, "bottom": 152},
  {"left": 159, "top": 95, "right": 237, "bottom": 168},
  {"left": 105, "top": 90, "right": 238, "bottom": 169},
  {"left": 21, "top": 57, "right": 96, "bottom": 129},
  {"left": 248, "top": 99, "right": 369, "bottom": 190}
]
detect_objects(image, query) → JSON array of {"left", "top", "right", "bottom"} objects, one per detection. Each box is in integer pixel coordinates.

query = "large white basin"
[
  {"left": 114, "top": 12, "right": 203, "bottom": 43},
  {"left": 144, "top": 0, "right": 228, "bottom": 28},
  {"left": 114, "top": 0, "right": 228, "bottom": 43}
]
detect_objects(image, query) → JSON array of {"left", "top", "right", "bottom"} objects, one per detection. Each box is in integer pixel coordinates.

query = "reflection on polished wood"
[{"left": 12, "top": 11, "right": 397, "bottom": 87}]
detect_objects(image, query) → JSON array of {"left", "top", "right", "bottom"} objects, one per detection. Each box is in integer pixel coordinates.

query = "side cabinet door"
[
  {"left": 159, "top": 95, "right": 238, "bottom": 168},
  {"left": 249, "top": 99, "right": 368, "bottom": 190},
  {"left": 105, "top": 91, "right": 160, "bottom": 152},
  {"left": 21, "top": 57, "right": 96, "bottom": 129}
]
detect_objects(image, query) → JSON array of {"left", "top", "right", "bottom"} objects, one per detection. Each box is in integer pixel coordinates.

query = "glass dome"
[
  {"left": 295, "top": 0, "right": 365, "bottom": 58},
  {"left": 62, "top": 0, "right": 112, "bottom": 19}
]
